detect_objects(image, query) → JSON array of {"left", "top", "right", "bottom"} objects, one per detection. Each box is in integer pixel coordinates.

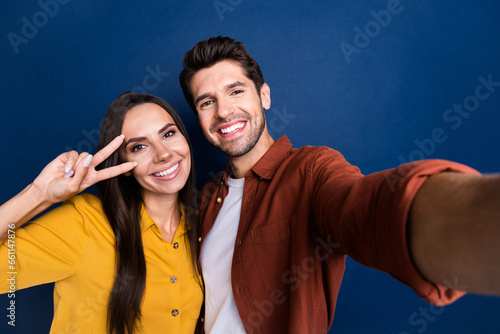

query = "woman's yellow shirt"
[{"left": 0, "top": 193, "right": 203, "bottom": 333}]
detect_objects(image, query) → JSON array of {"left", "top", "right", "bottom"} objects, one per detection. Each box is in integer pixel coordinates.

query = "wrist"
[
  {"left": 0, "top": 183, "right": 54, "bottom": 233},
  {"left": 25, "top": 182, "right": 53, "bottom": 208}
]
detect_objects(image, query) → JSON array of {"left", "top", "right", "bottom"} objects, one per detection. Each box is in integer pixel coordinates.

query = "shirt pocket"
[{"left": 249, "top": 215, "right": 293, "bottom": 291}]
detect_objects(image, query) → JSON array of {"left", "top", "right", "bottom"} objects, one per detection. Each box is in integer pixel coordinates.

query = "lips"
[
  {"left": 217, "top": 120, "right": 246, "bottom": 137},
  {"left": 219, "top": 121, "right": 245, "bottom": 134},
  {"left": 151, "top": 161, "right": 181, "bottom": 179}
]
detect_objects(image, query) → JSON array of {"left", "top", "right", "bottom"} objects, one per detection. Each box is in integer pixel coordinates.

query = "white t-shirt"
[{"left": 200, "top": 176, "right": 246, "bottom": 333}]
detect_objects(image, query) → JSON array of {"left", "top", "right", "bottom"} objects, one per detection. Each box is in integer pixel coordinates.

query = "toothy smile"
[
  {"left": 219, "top": 122, "right": 245, "bottom": 134},
  {"left": 153, "top": 163, "right": 179, "bottom": 177}
]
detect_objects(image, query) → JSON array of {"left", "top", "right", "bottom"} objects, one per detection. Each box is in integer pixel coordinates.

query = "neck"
[
  {"left": 142, "top": 193, "right": 181, "bottom": 242},
  {"left": 228, "top": 130, "right": 275, "bottom": 179}
]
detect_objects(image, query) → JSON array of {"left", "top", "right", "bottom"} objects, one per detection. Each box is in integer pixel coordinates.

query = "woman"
[{"left": 0, "top": 92, "right": 203, "bottom": 333}]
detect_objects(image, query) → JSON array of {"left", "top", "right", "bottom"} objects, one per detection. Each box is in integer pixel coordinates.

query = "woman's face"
[{"left": 120, "top": 103, "right": 191, "bottom": 201}]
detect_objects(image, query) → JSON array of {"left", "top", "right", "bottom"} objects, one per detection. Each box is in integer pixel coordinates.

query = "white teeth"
[
  {"left": 153, "top": 163, "right": 179, "bottom": 177},
  {"left": 220, "top": 122, "right": 244, "bottom": 134}
]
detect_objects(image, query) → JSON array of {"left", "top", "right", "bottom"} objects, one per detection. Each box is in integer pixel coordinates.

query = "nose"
[
  {"left": 215, "top": 96, "right": 233, "bottom": 119},
  {"left": 153, "top": 142, "right": 171, "bottom": 163}
]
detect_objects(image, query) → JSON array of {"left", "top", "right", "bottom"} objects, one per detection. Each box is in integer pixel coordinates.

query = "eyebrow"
[
  {"left": 194, "top": 81, "right": 248, "bottom": 107},
  {"left": 225, "top": 80, "right": 247, "bottom": 90},
  {"left": 124, "top": 123, "right": 176, "bottom": 146},
  {"left": 194, "top": 93, "right": 210, "bottom": 108}
]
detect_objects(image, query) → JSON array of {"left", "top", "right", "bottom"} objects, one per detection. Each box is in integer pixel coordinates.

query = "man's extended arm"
[{"left": 409, "top": 172, "right": 500, "bottom": 296}]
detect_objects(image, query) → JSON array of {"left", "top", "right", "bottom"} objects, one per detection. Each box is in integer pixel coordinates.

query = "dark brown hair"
[
  {"left": 179, "top": 35, "right": 265, "bottom": 113},
  {"left": 96, "top": 91, "right": 199, "bottom": 334}
]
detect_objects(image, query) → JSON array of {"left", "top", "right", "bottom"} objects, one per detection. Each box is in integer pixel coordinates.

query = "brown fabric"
[{"left": 198, "top": 136, "right": 478, "bottom": 334}]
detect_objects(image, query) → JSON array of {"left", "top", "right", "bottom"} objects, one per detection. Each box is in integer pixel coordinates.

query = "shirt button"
[
  {"left": 170, "top": 276, "right": 177, "bottom": 283},
  {"left": 173, "top": 242, "right": 179, "bottom": 249},
  {"left": 172, "top": 309, "right": 179, "bottom": 316},
  {"left": 217, "top": 197, "right": 222, "bottom": 203},
  {"left": 198, "top": 237, "right": 202, "bottom": 242}
]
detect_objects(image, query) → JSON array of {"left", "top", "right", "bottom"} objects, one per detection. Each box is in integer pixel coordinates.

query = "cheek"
[
  {"left": 177, "top": 140, "right": 192, "bottom": 169},
  {"left": 197, "top": 116, "right": 212, "bottom": 133},
  {"left": 166, "top": 136, "right": 191, "bottom": 156},
  {"left": 130, "top": 163, "right": 148, "bottom": 179},
  {"left": 184, "top": 152, "right": 192, "bottom": 171},
  {"left": 181, "top": 142, "right": 192, "bottom": 161},
  {"left": 126, "top": 152, "right": 152, "bottom": 178}
]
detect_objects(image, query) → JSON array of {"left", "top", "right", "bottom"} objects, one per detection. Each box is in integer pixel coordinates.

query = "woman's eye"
[
  {"left": 164, "top": 130, "right": 175, "bottom": 138},
  {"left": 131, "top": 144, "right": 146, "bottom": 152}
]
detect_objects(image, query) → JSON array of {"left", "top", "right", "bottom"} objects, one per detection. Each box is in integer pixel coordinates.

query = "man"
[{"left": 179, "top": 36, "right": 500, "bottom": 333}]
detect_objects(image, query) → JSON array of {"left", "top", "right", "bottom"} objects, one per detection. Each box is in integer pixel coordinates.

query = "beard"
[{"left": 208, "top": 108, "right": 266, "bottom": 158}]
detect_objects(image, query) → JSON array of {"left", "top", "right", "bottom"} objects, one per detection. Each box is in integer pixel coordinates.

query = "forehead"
[
  {"left": 122, "top": 103, "right": 175, "bottom": 131},
  {"left": 190, "top": 60, "right": 252, "bottom": 96}
]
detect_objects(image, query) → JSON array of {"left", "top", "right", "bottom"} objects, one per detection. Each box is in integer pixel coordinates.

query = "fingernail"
[
  {"left": 133, "top": 162, "right": 137, "bottom": 166},
  {"left": 64, "top": 170, "right": 74, "bottom": 179},
  {"left": 120, "top": 134, "right": 125, "bottom": 139},
  {"left": 83, "top": 155, "right": 93, "bottom": 167},
  {"left": 64, "top": 164, "right": 72, "bottom": 174}
]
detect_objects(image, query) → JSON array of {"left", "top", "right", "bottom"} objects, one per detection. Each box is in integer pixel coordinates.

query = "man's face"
[{"left": 189, "top": 60, "right": 271, "bottom": 158}]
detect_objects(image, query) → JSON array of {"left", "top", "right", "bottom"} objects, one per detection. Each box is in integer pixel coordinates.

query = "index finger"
[{"left": 90, "top": 135, "right": 124, "bottom": 167}]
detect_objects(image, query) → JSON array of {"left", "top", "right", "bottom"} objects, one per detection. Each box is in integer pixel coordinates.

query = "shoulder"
[
  {"left": 23, "top": 194, "right": 105, "bottom": 245},
  {"left": 54, "top": 193, "right": 113, "bottom": 239},
  {"left": 64, "top": 193, "right": 104, "bottom": 212},
  {"left": 294, "top": 144, "right": 340, "bottom": 157},
  {"left": 288, "top": 144, "right": 352, "bottom": 168},
  {"left": 53, "top": 193, "right": 107, "bottom": 229},
  {"left": 283, "top": 145, "right": 364, "bottom": 189}
]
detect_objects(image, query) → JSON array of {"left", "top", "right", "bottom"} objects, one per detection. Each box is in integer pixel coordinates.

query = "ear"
[{"left": 260, "top": 83, "right": 271, "bottom": 110}]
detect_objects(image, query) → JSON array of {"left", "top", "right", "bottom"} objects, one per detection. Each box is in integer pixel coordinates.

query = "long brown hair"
[{"left": 96, "top": 91, "right": 199, "bottom": 334}]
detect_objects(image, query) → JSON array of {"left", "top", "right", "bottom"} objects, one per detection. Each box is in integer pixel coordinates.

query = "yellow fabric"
[{"left": 0, "top": 193, "right": 203, "bottom": 333}]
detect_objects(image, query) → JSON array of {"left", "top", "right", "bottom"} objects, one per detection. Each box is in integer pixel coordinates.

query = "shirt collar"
[
  {"left": 140, "top": 202, "right": 187, "bottom": 236},
  {"left": 219, "top": 136, "right": 293, "bottom": 182}
]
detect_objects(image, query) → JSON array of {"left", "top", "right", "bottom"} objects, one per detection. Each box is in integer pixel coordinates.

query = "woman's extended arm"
[{"left": 0, "top": 135, "right": 136, "bottom": 241}]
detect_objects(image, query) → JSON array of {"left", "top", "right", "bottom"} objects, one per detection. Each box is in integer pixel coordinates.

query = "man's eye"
[
  {"left": 131, "top": 144, "right": 146, "bottom": 152},
  {"left": 201, "top": 100, "right": 213, "bottom": 108},
  {"left": 231, "top": 90, "right": 243, "bottom": 95}
]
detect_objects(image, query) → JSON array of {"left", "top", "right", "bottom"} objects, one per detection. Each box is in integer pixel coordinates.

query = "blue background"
[{"left": 1, "top": 0, "right": 500, "bottom": 333}]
